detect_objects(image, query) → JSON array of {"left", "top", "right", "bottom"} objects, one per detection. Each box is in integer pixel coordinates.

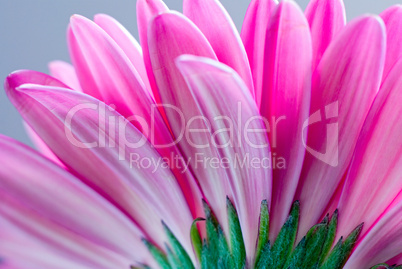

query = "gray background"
[{"left": 1, "top": 0, "right": 400, "bottom": 146}]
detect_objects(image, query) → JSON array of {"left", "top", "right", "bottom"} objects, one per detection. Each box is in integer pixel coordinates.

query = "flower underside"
[{"left": 134, "top": 199, "right": 401, "bottom": 269}]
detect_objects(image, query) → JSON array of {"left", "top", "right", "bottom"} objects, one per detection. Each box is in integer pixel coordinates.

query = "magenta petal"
[
  {"left": 295, "top": 15, "right": 386, "bottom": 237},
  {"left": 94, "top": 13, "right": 152, "bottom": 95},
  {"left": 184, "top": 0, "right": 255, "bottom": 98},
  {"left": 305, "top": 0, "right": 346, "bottom": 70},
  {"left": 136, "top": 0, "right": 169, "bottom": 104},
  {"left": 5, "top": 71, "right": 195, "bottom": 260},
  {"left": 177, "top": 55, "right": 272, "bottom": 264},
  {"left": 48, "top": 60, "right": 82, "bottom": 92},
  {"left": 380, "top": 5, "right": 402, "bottom": 82},
  {"left": 344, "top": 192, "right": 402, "bottom": 268},
  {"left": 241, "top": 0, "right": 277, "bottom": 107},
  {"left": 0, "top": 135, "right": 152, "bottom": 266},
  {"left": 260, "top": 0, "right": 312, "bottom": 240},
  {"left": 336, "top": 58, "right": 402, "bottom": 240}
]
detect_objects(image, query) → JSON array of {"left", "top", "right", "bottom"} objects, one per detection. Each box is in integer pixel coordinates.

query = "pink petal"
[
  {"left": 93, "top": 13, "right": 152, "bottom": 95},
  {"left": 23, "top": 122, "right": 65, "bottom": 167},
  {"left": 68, "top": 15, "right": 147, "bottom": 119},
  {"left": 183, "top": 0, "right": 255, "bottom": 98},
  {"left": 241, "top": 0, "right": 277, "bottom": 107},
  {"left": 344, "top": 192, "right": 402, "bottom": 268},
  {"left": 148, "top": 11, "right": 233, "bottom": 233},
  {"left": 71, "top": 14, "right": 204, "bottom": 220},
  {"left": 387, "top": 253, "right": 402, "bottom": 266},
  {"left": 305, "top": 0, "right": 346, "bottom": 70},
  {"left": 336, "top": 58, "right": 402, "bottom": 239},
  {"left": 295, "top": 15, "right": 386, "bottom": 238},
  {"left": 5, "top": 71, "right": 195, "bottom": 260},
  {"left": 0, "top": 135, "right": 150, "bottom": 263},
  {"left": 48, "top": 60, "right": 82, "bottom": 92},
  {"left": 0, "top": 194, "right": 137, "bottom": 269},
  {"left": 380, "top": 5, "right": 402, "bottom": 82},
  {"left": 260, "top": 0, "right": 312, "bottom": 240},
  {"left": 176, "top": 55, "right": 272, "bottom": 264},
  {"left": 136, "top": 0, "right": 168, "bottom": 105}
]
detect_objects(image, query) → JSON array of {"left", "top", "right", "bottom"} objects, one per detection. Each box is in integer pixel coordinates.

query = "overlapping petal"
[
  {"left": 305, "top": 0, "right": 346, "bottom": 70},
  {"left": 48, "top": 60, "right": 82, "bottom": 92},
  {"left": 344, "top": 192, "right": 402, "bottom": 268},
  {"left": 148, "top": 11, "right": 233, "bottom": 233},
  {"left": 5, "top": 71, "right": 195, "bottom": 260},
  {"left": 260, "top": 0, "right": 312, "bottom": 240},
  {"left": 177, "top": 55, "right": 272, "bottom": 263},
  {"left": 295, "top": 15, "right": 386, "bottom": 237},
  {"left": 183, "top": 0, "right": 254, "bottom": 98},
  {"left": 380, "top": 5, "right": 402, "bottom": 82},
  {"left": 0, "top": 135, "right": 150, "bottom": 263},
  {"left": 336, "top": 59, "right": 402, "bottom": 238},
  {"left": 241, "top": 0, "right": 277, "bottom": 107}
]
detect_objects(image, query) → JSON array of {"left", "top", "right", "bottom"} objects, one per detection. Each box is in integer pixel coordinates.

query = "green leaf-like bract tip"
[{"left": 138, "top": 200, "right": 399, "bottom": 269}]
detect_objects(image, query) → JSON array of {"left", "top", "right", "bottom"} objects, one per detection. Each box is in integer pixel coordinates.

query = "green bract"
[{"left": 133, "top": 200, "right": 398, "bottom": 269}]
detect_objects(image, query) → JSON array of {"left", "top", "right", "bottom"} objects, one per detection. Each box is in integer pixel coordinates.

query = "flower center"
[{"left": 134, "top": 199, "right": 395, "bottom": 269}]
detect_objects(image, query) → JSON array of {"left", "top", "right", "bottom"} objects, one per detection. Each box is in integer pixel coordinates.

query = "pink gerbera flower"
[{"left": 1, "top": 0, "right": 401, "bottom": 268}]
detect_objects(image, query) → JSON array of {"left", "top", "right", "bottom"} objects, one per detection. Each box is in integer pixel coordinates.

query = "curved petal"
[
  {"left": 241, "top": 0, "right": 277, "bottom": 107},
  {"left": 344, "top": 192, "right": 402, "bottom": 268},
  {"left": 71, "top": 14, "right": 204, "bottom": 220},
  {"left": 305, "top": 0, "right": 346, "bottom": 70},
  {"left": 337, "top": 59, "right": 402, "bottom": 238},
  {"left": 148, "top": 11, "right": 233, "bottom": 233},
  {"left": 0, "top": 195, "right": 135, "bottom": 269},
  {"left": 136, "top": 0, "right": 168, "bottom": 104},
  {"left": 68, "top": 15, "right": 147, "bottom": 120},
  {"left": 380, "top": 5, "right": 402, "bottom": 83},
  {"left": 387, "top": 253, "right": 402, "bottom": 266},
  {"left": 260, "top": 0, "right": 312, "bottom": 240},
  {"left": 177, "top": 55, "right": 272, "bottom": 264},
  {"left": 183, "top": 0, "right": 254, "bottom": 98},
  {"left": 0, "top": 135, "right": 150, "bottom": 263},
  {"left": 93, "top": 13, "right": 152, "bottom": 95},
  {"left": 5, "top": 71, "right": 195, "bottom": 260},
  {"left": 48, "top": 60, "right": 82, "bottom": 92},
  {"left": 295, "top": 15, "right": 386, "bottom": 237}
]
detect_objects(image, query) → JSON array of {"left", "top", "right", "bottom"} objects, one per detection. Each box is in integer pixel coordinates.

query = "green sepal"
[
  {"left": 269, "top": 200, "right": 300, "bottom": 268},
  {"left": 162, "top": 221, "right": 194, "bottom": 269},
  {"left": 319, "top": 210, "right": 338, "bottom": 265},
  {"left": 142, "top": 238, "right": 171, "bottom": 269},
  {"left": 165, "top": 245, "right": 180, "bottom": 269},
  {"left": 227, "top": 197, "right": 246, "bottom": 269},
  {"left": 255, "top": 241, "right": 271, "bottom": 269},
  {"left": 283, "top": 236, "right": 307, "bottom": 269},
  {"left": 255, "top": 199, "right": 269, "bottom": 266},
  {"left": 190, "top": 217, "right": 205, "bottom": 262},
  {"left": 203, "top": 200, "right": 223, "bottom": 267},
  {"left": 130, "top": 265, "right": 151, "bottom": 269},
  {"left": 370, "top": 264, "right": 394, "bottom": 269},
  {"left": 300, "top": 222, "right": 328, "bottom": 268}
]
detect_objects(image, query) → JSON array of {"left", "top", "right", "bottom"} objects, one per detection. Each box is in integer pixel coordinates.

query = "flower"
[{"left": 1, "top": 0, "right": 401, "bottom": 268}]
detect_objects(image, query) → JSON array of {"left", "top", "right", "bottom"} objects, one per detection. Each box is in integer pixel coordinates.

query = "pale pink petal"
[
  {"left": 136, "top": 0, "right": 168, "bottom": 105},
  {"left": 148, "top": 11, "right": 233, "bottom": 234},
  {"left": 5, "top": 71, "right": 195, "bottom": 260},
  {"left": 380, "top": 5, "right": 402, "bottom": 82},
  {"left": 48, "top": 60, "right": 82, "bottom": 92},
  {"left": 260, "top": 0, "right": 312, "bottom": 240},
  {"left": 295, "top": 15, "right": 386, "bottom": 237},
  {"left": 305, "top": 0, "right": 346, "bottom": 70},
  {"left": 184, "top": 0, "right": 255, "bottom": 98},
  {"left": 241, "top": 0, "right": 277, "bottom": 107},
  {"left": 68, "top": 15, "right": 147, "bottom": 120},
  {"left": 344, "top": 192, "right": 402, "bottom": 268},
  {"left": 177, "top": 55, "right": 272, "bottom": 264},
  {"left": 23, "top": 122, "right": 65, "bottom": 167},
  {"left": 336, "top": 58, "right": 402, "bottom": 239},
  {"left": 93, "top": 13, "right": 152, "bottom": 95},
  {"left": 0, "top": 195, "right": 136, "bottom": 269},
  {"left": 0, "top": 135, "right": 151, "bottom": 264}
]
